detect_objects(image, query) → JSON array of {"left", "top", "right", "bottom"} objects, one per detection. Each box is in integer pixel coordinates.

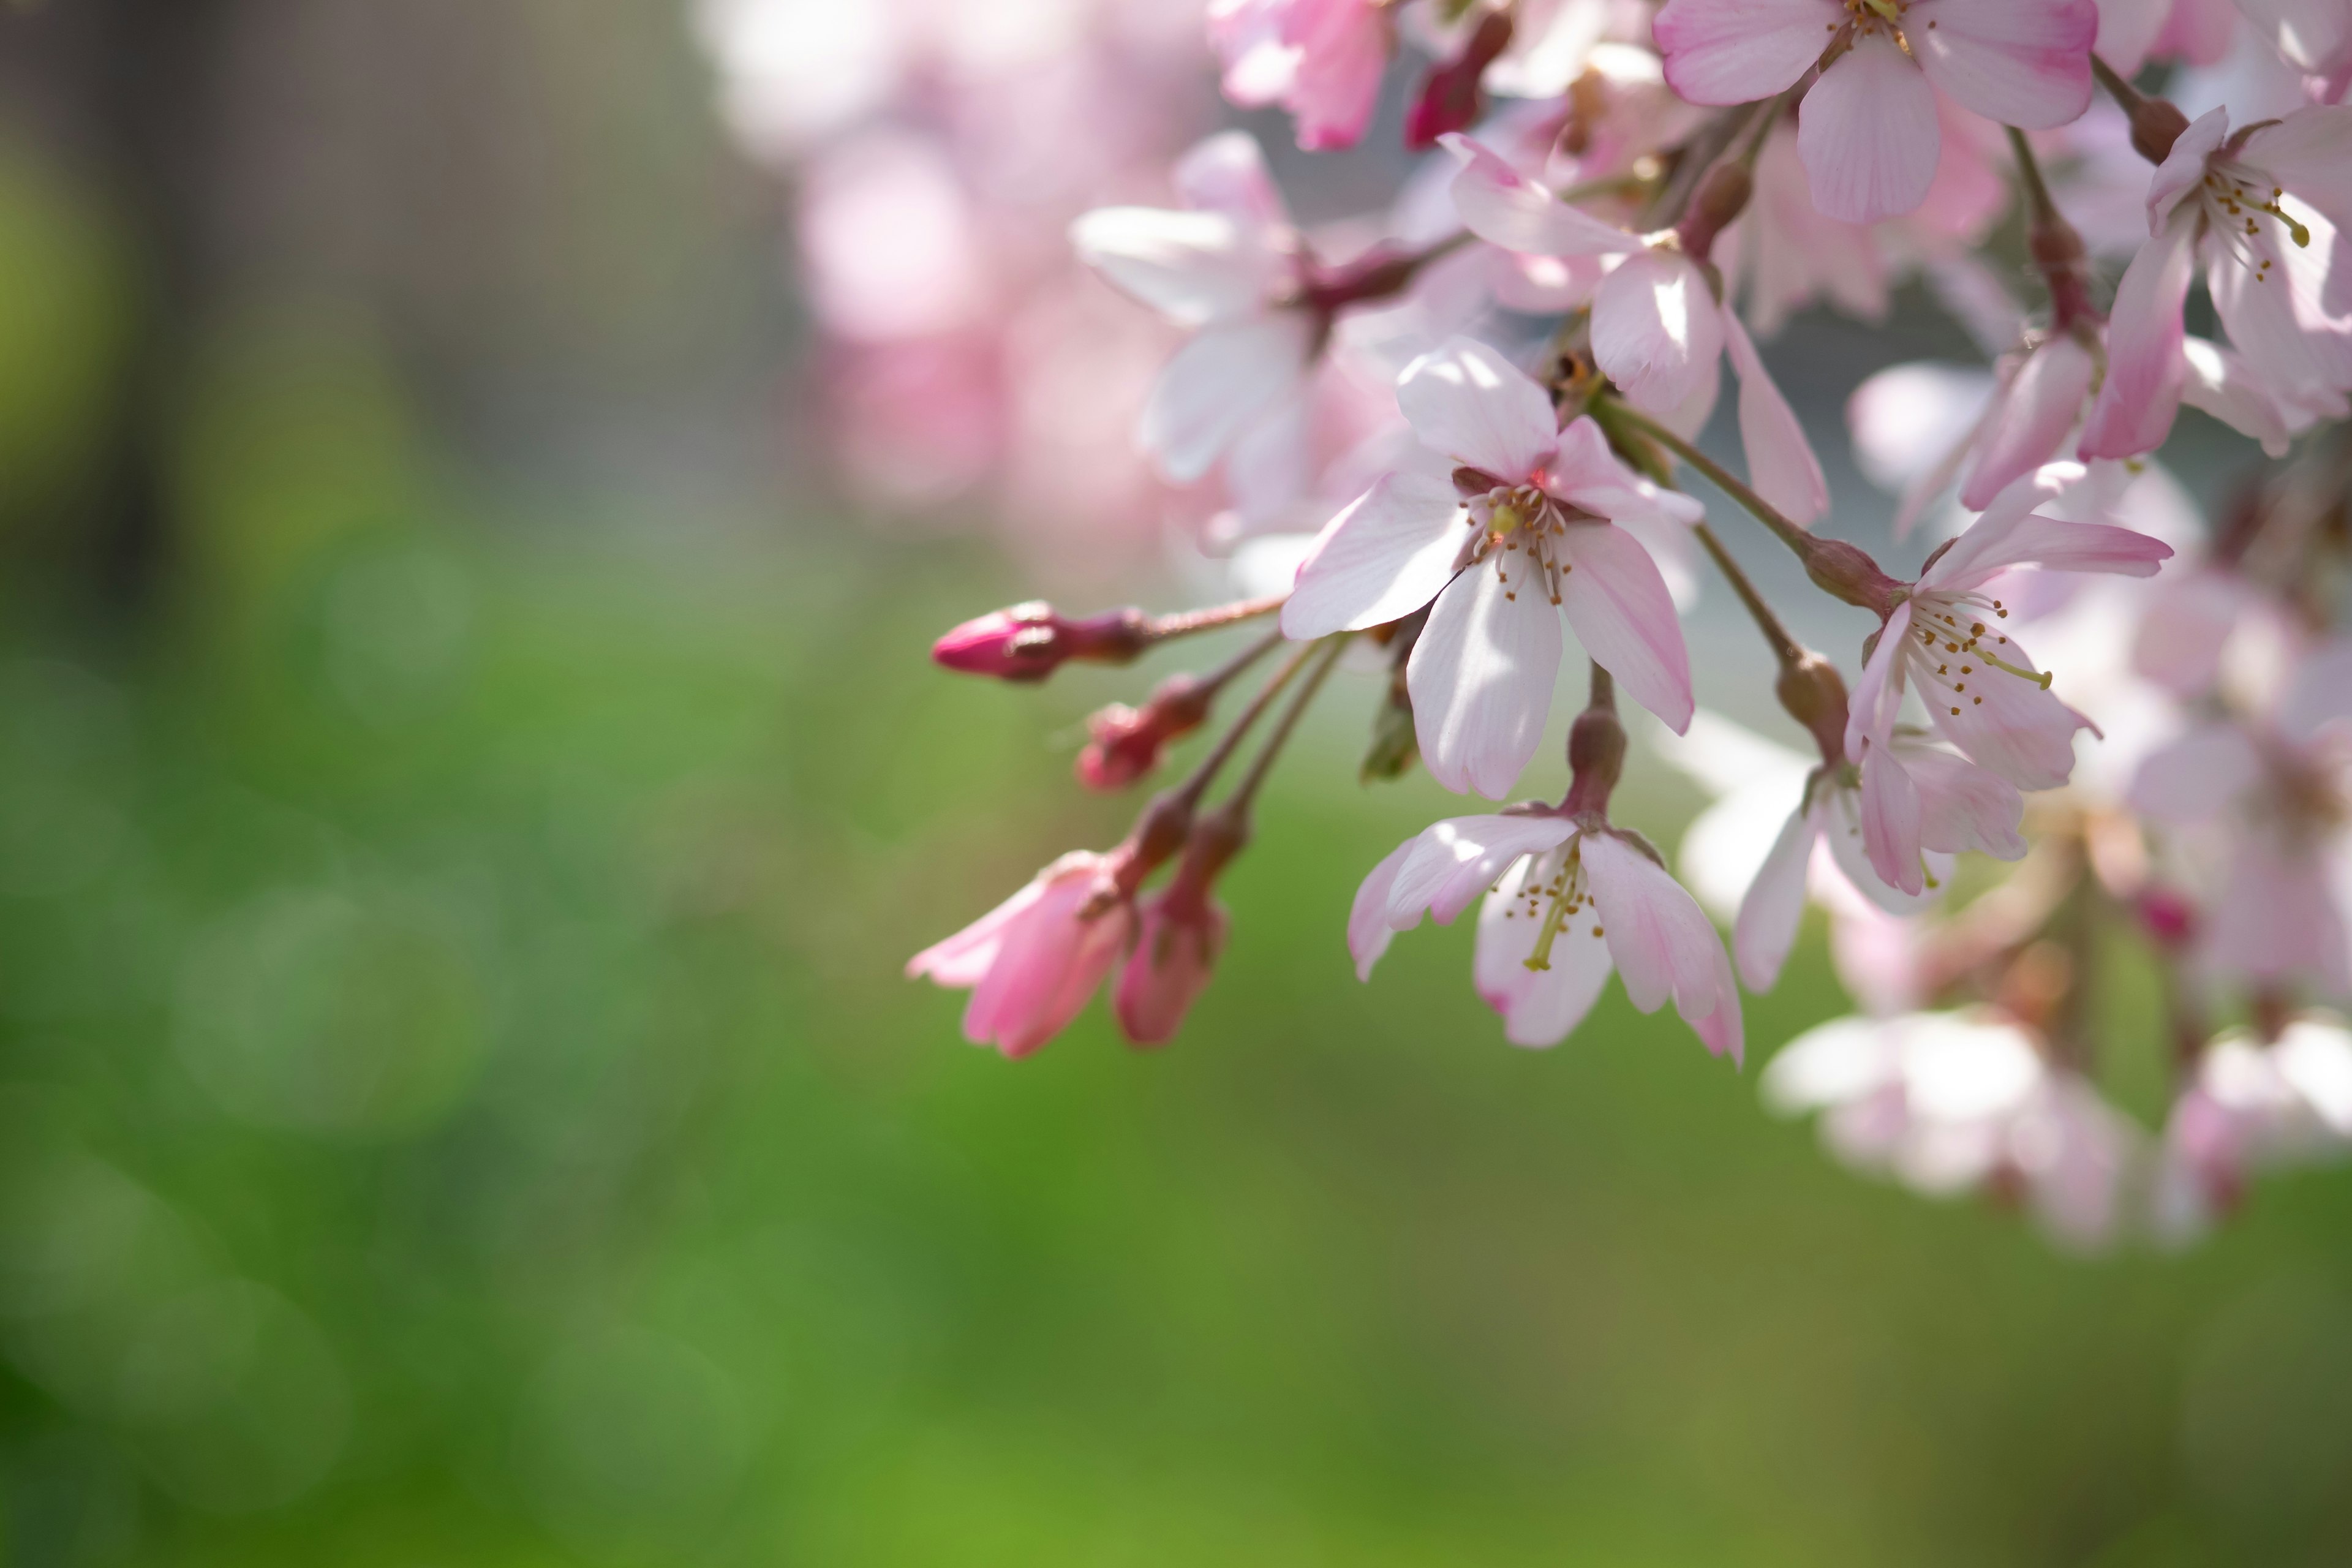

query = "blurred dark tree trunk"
[{"left": 3, "top": 0, "right": 234, "bottom": 620}]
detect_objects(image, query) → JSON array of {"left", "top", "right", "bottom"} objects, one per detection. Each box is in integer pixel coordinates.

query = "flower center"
[
  {"left": 1499, "top": 841, "right": 1604, "bottom": 972},
  {"left": 1909, "top": 593, "right": 2048, "bottom": 717},
  {"left": 1841, "top": 0, "right": 1913, "bottom": 50},
  {"left": 2200, "top": 162, "right": 2310, "bottom": 285},
  {"left": 1466, "top": 484, "right": 1580, "bottom": 607}
]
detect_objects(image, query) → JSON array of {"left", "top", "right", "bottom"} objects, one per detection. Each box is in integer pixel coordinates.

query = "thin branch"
[
  {"left": 1223, "top": 635, "right": 1350, "bottom": 816},
  {"left": 1692, "top": 519, "right": 1803, "bottom": 668}
]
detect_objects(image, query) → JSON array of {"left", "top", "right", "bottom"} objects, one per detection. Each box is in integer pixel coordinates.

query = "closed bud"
[
  {"left": 1675, "top": 159, "right": 1752, "bottom": 261},
  {"left": 931, "top": 601, "right": 1152, "bottom": 682},
  {"left": 1403, "top": 10, "right": 1513, "bottom": 151},
  {"left": 1114, "top": 812, "right": 1245, "bottom": 1046},
  {"left": 1774, "top": 651, "right": 1850, "bottom": 765},
  {"left": 1077, "top": 674, "right": 1214, "bottom": 790},
  {"left": 2130, "top": 97, "right": 2190, "bottom": 165}
]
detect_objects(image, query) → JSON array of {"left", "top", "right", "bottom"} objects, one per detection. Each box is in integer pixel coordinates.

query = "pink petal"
[
  {"left": 1069, "top": 207, "right": 1282, "bottom": 326},
  {"left": 1408, "top": 565, "right": 1566, "bottom": 798},
  {"left": 1858, "top": 745, "right": 1926, "bottom": 897},
  {"left": 907, "top": 876, "right": 1052, "bottom": 986},
  {"left": 964, "top": 870, "right": 1129, "bottom": 1056},
  {"left": 2207, "top": 215, "right": 2352, "bottom": 404},
  {"left": 1348, "top": 837, "right": 1416, "bottom": 980},
  {"left": 1581, "top": 830, "right": 1744, "bottom": 1063},
  {"left": 2180, "top": 337, "right": 2293, "bottom": 458},
  {"left": 2076, "top": 216, "right": 2197, "bottom": 460},
  {"left": 1923, "top": 635, "right": 2087, "bottom": 791},
  {"left": 1893, "top": 741, "right": 2028, "bottom": 858},
  {"left": 1173, "top": 130, "right": 1292, "bottom": 228},
  {"left": 2234, "top": 0, "right": 2352, "bottom": 75},
  {"left": 1722, "top": 309, "right": 1829, "bottom": 527},
  {"left": 2092, "top": 0, "right": 2169, "bottom": 75},
  {"left": 1282, "top": 472, "right": 1468, "bottom": 638},
  {"left": 2240, "top": 107, "right": 2352, "bottom": 243},
  {"left": 1651, "top": 0, "right": 1842, "bottom": 105},
  {"left": 2146, "top": 108, "right": 2230, "bottom": 232},
  {"left": 1844, "top": 600, "right": 1913, "bottom": 764},
  {"left": 1821, "top": 784, "right": 1945, "bottom": 914},
  {"left": 1929, "top": 464, "right": 2174, "bottom": 588},
  {"left": 1441, "top": 134, "right": 1642, "bottom": 257},
  {"left": 1734, "top": 801, "right": 1818, "bottom": 992},
  {"left": 1796, "top": 34, "right": 1940, "bottom": 224},
  {"left": 1114, "top": 893, "right": 1227, "bottom": 1044},
  {"left": 2280, "top": 639, "right": 2352, "bottom": 743},
  {"left": 1907, "top": 0, "right": 2096, "bottom": 129},
  {"left": 1284, "top": 0, "right": 1390, "bottom": 150},
  {"left": 1591, "top": 249, "right": 1725, "bottom": 416},
  {"left": 1396, "top": 336, "right": 1562, "bottom": 481},
  {"left": 1547, "top": 417, "right": 1708, "bottom": 529},
  {"left": 1389, "top": 814, "right": 1578, "bottom": 928},
  {"left": 1958, "top": 335, "right": 2096, "bottom": 512},
  {"left": 1476, "top": 858, "right": 1614, "bottom": 1047},
  {"left": 1141, "top": 315, "right": 1315, "bottom": 482},
  {"left": 1553, "top": 522, "right": 1696, "bottom": 734}
]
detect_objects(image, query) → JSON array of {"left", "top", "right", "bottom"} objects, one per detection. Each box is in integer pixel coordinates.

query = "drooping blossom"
[
  {"left": 1843, "top": 466, "right": 2171, "bottom": 888},
  {"left": 2081, "top": 103, "right": 2352, "bottom": 459},
  {"left": 1115, "top": 869, "right": 1230, "bottom": 1044},
  {"left": 1350, "top": 809, "right": 1743, "bottom": 1058},
  {"left": 1442, "top": 135, "right": 1830, "bottom": 525},
  {"left": 1660, "top": 711, "right": 2027, "bottom": 992},
  {"left": 908, "top": 851, "right": 1136, "bottom": 1056},
  {"left": 1209, "top": 0, "right": 1393, "bottom": 150},
  {"left": 1283, "top": 337, "right": 1703, "bottom": 797},
  {"left": 1651, "top": 0, "right": 2098, "bottom": 223},
  {"left": 1072, "top": 132, "right": 1320, "bottom": 484},
  {"left": 2153, "top": 1014, "right": 2352, "bottom": 1242},
  {"left": 1764, "top": 1009, "right": 2141, "bottom": 1249}
]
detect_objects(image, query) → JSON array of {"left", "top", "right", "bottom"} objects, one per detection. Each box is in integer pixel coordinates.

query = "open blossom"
[
  {"left": 1283, "top": 337, "right": 1702, "bottom": 798},
  {"left": 1651, "top": 0, "right": 2097, "bottom": 223},
  {"left": 1210, "top": 0, "right": 1393, "bottom": 150},
  {"left": 1764, "top": 1009, "right": 2139, "bottom": 1248},
  {"left": 1071, "top": 132, "right": 1317, "bottom": 484},
  {"left": 2154, "top": 1015, "right": 2352, "bottom": 1242},
  {"left": 907, "top": 851, "right": 1136, "bottom": 1057},
  {"left": 1845, "top": 465, "right": 2172, "bottom": 890},
  {"left": 1350, "top": 809, "right": 1743, "bottom": 1058},
  {"left": 1444, "top": 135, "right": 1830, "bottom": 525},
  {"left": 2081, "top": 103, "right": 2352, "bottom": 459}
]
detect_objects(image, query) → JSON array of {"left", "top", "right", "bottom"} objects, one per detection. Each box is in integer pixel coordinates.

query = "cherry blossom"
[
  {"left": 907, "top": 851, "right": 1136, "bottom": 1057},
  {"left": 1651, "top": 0, "right": 2098, "bottom": 223},
  {"left": 1283, "top": 337, "right": 1702, "bottom": 797},
  {"left": 2153, "top": 1014, "right": 2352, "bottom": 1242},
  {"left": 1351, "top": 809, "right": 1743, "bottom": 1059},
  {"left": 1210, "top": 0, "right": 1393, "bottom": 149}
]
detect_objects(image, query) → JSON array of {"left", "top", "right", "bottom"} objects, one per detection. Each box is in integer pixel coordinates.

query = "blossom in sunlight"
[
  {"left": 1283, "top": 337, "right": 1701, "bottom": 797},
  {"left": 1651, "top": 0, "right": 2097, "bottom": 222},
  {"left": 1209, "top": 0, "right": 1393, "bottom": 149},
  {"left": 1844, "top": 465, "right": 2172, "bottom": 891},
  {"left": 908, "top": 852, "right": 1137, "bottom": 1057},
  {"left": 2081, "top": 103, "right": 2352, "bottom": 458},
  {"left": 1443, "top": 135, "right": 1830, "bottom": 525},
  {"left": 1352, "top": 808, "right": 1743, "bottom": 1059},
  {"left": 1764, "top": 1009, "right": 2140, "bottom": 1250}
]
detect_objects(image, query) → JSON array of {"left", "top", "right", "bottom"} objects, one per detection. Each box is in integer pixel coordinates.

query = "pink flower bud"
[
  {"left": 930, "top": 602, "right": 1151, "bottom": 683},
  {"left": 1402, "top": 10, "right": 1512, "bottom": 151},
  {"left": 1077, "top": 675, "right": 1213, "bottom": 791},
  {"left": 1115, "top": 882, "right": 1229, "bottom": 1046}
]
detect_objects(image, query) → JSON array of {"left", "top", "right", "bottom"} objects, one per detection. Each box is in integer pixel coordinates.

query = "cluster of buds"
[{"left": 700, "top": 0, "right": 2352, "bottom": 1251}]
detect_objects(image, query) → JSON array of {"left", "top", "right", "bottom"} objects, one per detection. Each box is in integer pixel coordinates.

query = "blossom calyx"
[
  {"left": 1561, "top": 703, "right": 1627, "bottom": 816},
  {"left": 1774, "top": 652, "right": 1851, "bottom": 766},
  {"left": 1675, "top": 160, "right": 1753, "bottom": 262},
  {"left": 932, "top": 601, "right": 1152, "bottom": 682}
]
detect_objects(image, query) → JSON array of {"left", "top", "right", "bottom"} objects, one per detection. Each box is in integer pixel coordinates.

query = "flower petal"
[
  {"left": 1591, "top": 249, "right": 1726, "bottom": 417},
  {"left": 1651, "top": 0, "right": 1842, "bottom": 105},
  {"left": 1858, "top": 744, "right": 1925, "bottom": 897},
  {"left": 1795, "top": 34, "right": 1941, "bottom": 224},
  {"left": 1140, "top": 314, "right": 1314, "bottom": 482},
  {"left": 1070, "top": 206, "right": 1281, "bottom": 325},
  {"left": 1348, "top": 837, "right": 1417, "bottom": 981},
  {"left": 1844, "top": 600, "right": 1913, "bottom": 763},
  {"left": 2239, "top": 106, "right": 2352, "bottom": 243},
  {"left": 1281, "top": 472, "right": 1468, "bottom": 638},
  {"left": 1553, "top": 522, "right": 1696, "bottom": 734},
  {"left": 1173, "top": 130, "right": 1292, "bottom": 228},
  {"left": 1734, "top": 800, "right": 1819, "bottom": 992},
  {"left": 1388, "top": 814, "right": 1578, "bottom": 929},
  {"left": 1396, "top": 336, "right": 1562, "bottom": 480},
  {"left": 2127, "top": 722, "right": 2262, "bottom": 823},
  {"left": 2076, "top": 214, "right": 2197, "bottom": 460},
  {"left": 1892, "top": 740, "right": 2028, "bottom": 859},
  {"left": 1409, "top": 564, "right": 1566, "bottom": 797},
  {"left": 1722, "top": 309, "right": 1829, "bottom": 526},
  {"left": 1582, "top": 830, "right": 1744, "bottom": 1063},
  {"left": 1921, "top": 634, "right": 2087, "bottom": 790},
  {"left": 1441, "top": 134, "right": 1642, "bottom": 257},
  {"left": 1477, "top": 856, "right": 1615, "bottom": 1047},
  {"left": 2180, "top": 337, "right": 2293, "bottom": 458},
  {"left": 1547, "top": 416, "right": 1708, "bottom": 529},
  {"left": 1958, "top": 334, "right": 2096, "bottom": 512},
  {"left": 1907, "top": 0, "right": 2096, "bottom": 129},
  {"left": 1929, "top": 464, "right": 2174, "bottom": 589}
]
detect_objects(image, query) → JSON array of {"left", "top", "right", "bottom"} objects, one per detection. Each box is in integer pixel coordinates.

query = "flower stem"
[
  {"left": 1169, "top": 636, "right": 1324, "bottom": 812},
  {"left": 2091, "top": 54, "right": 2190, "bottom": 163},
  {"left": 1145, "top": 594, "right": 1288, "bottom": 642},
  {"left": 2003, "top": 126, "right": 2098, "bottom": 329},
  {"left": 1593, "top": 397, "right": 1904, "bottom": 613},
  {"left": 1692, "top": 519, "right": 1802, "bottom": 668},
  {"left": 1222, "top": 635, "right": 1350, "bottom": 819}
]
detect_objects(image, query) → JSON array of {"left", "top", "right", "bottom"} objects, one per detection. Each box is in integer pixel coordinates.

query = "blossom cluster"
[{"left": 704, "top": 0, "right": 2352, "bottom": 1249}]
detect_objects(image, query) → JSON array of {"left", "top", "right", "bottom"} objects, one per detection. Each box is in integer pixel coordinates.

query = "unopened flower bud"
[
  {"left": 1114, "top": 811, "right": 1246, "bottom": 1046},
  {"left": 1675, "top": 159, "right": 1752, "bottom": 261},
  {"left": 2129, "top": 97, "right": 2190, "bottom": 164},
  {"left": 1774, "top": 651, "right": 1850, "bottom": 765},
  {"left": 1078, "top": 674, "right": 1214, "bottom": 790},
  {"left": 1403, "top": 9, "right": 1513, "bottom": 151},
  {"left": 931, "top": 601, "right": 1152, "bottom": 682},
  {"left": 1561, "top": 703, "right": 1626, "bottom": 815}
]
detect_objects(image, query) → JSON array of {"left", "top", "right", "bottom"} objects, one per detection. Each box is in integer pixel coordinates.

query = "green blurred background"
[{"left": 0, "top": 4, "right": 2348, "bottom": 1565}]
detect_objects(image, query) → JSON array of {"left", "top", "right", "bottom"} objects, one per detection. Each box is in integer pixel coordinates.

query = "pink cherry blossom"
[
  {"left": 1443, "top": 134, "right": 1831, "bottom": 525},
  {"left": 1283, "top": 337, "right": 1703, "bottom": 797},
  {"left": 1071, "top": 132, "right": 1319, "bottom": 486},
  {"left": 2154, "top": 1016, "right": 2352, "bottom": 1242},
  {"left": 1210, "top": 0, "right": 1393, "bottom": 150},
  {"left": 1763, "top": 1009, "right": 2140, "bottom": 1249},
  {"left": 2081, "top": 104, "right": 2352, "bottom": 460},
  {"left": 1352, "top": 810, "right": 1744, "bottom": 1060},
  {"left": 1844, "top": 466, "right": 2172, "bottom": 884},
  {"left": 908, "top": 851, "right": 1136, "bottom": 1057},
  {"left": 1115, "top": 880, "right": 1229, "bottom": 1044},
  {"left": 1651, "top": 0, "right": 2098, "bottom": 223}
]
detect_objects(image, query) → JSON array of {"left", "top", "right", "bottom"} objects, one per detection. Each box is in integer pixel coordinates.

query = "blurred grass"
[{"left": 0, "top": 121, "right": 2347, "bottom": 1568}]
